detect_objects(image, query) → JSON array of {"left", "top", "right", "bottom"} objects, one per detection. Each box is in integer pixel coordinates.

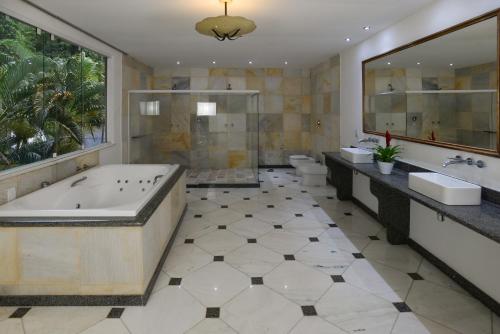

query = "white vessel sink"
[
  {"left": 408, "top": 172, "right": 481, "bottom": 206},
  {"left": 340, "top": 148, "right": 373, "bottom": 164}
]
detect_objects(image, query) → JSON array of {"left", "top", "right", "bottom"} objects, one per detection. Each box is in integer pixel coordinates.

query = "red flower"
[{"left": 385, "top": 130, "right": 392, "bottom": 147}]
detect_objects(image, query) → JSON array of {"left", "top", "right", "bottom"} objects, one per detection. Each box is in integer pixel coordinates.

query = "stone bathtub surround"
[{"left": 0, "top": 167, "right": 186, "bottom": 306}]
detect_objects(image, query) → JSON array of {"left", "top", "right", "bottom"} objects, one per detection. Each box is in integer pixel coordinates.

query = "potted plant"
[{"left": 374, "top": 131, "right": 401, "bottom": 175}]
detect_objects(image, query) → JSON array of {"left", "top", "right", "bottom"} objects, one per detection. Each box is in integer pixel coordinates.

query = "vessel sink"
[
  {"left": 340, "top": 147, "right": 373, "bottom": 164},
  {"left": 408, "top": 172, "right": 481, "bottom": 205}
]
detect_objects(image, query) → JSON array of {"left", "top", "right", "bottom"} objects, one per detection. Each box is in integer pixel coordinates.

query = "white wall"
[
  {"left": 0, "top": 0, "right": 123, "bottom": 165},
  {"left": 340, "top": 0, "right": 500, "bottom": 191}
]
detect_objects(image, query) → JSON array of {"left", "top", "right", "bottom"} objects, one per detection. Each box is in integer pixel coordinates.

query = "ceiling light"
[
  {"left": 345, "top": 37, "right": 351, "bottom": 42},
  {"left": 248, "top": 60, "right": 253, "bottom": 64},
  {"left": 449, "top": 63, "right": 454, "bottom": 66},
  {"left": 387, "top": 62, "right": 391, "bottom": 65},
  {"left": 416, "top": 62, "right": 421, "bottom": 65},
  {"left": 195, "top": 0, "right": 256, "bottom": 41},
  {"left": 212, "top": 60, "right": 216, "bottom": 64},
  {"left": 176, "top": 61, "right": 181, "bottom": 65},
  {"left": 284, "top": 61, "right": 288, "bottom": 65},
  {"left": 363, "top": 26, "right": 371, "bottom": 31}
]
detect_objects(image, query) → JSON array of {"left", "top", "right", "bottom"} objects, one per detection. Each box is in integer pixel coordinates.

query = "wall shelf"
[{"left": 374, "top": 89, "right": 496, "bottom": 96}]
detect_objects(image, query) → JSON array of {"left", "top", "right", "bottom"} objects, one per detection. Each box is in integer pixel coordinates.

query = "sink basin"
[
  {"left": 340, "top": 148, "right": 373, "bottom": 164},
  {"left": 409, "top": 172, "right": 481, "bottom": 205}
]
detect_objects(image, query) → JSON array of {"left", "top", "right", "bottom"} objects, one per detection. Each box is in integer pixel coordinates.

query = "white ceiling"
[{"left": 30, "top": 0, "right": 436, "bottom": 69}]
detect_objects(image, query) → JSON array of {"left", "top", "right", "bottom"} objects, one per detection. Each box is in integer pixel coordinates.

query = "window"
[{"left": 0, "top": 13, "right": 107, "bottom": 171}]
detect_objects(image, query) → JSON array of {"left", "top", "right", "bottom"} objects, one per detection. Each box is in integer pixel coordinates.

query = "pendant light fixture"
[{"left": 195, "top": 0, "right": 256, "bottom": 41}]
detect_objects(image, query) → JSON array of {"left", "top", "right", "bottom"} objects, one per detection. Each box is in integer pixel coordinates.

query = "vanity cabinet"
[
  {"left": 410, "top": 200, "right": 500, "bottom": 303},
  {"left": 352, "top": 171, "right": 378, "bottom": 214}
]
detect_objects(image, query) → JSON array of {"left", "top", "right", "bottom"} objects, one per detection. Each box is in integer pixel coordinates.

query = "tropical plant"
[{"left": 374, "top": 130, "right": 401, "bottom": 163}]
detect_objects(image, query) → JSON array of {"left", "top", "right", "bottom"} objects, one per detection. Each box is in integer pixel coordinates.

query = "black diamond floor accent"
[
  {"left": 194, "top": 214, "right": 203, "bottom": 218},
  {"left": 221, "top": 205, "right": 229, "bottom": 208},
  {"left": 313, "top": 204, "right": 320, "bottom": 207},
  {"left": 262, "top": 191, "right": 269, "bottom": 194},
  {"left": 327, "top": 196, "right": 334, "bottom": 199},
  {"left": 278, "top": 185, "right": 284, "bottom": 188},
  {"left": 352, "top": 253, "right": 365, "bottom": 259},
  {"left": 274, "top": 225, "right": 283, "bottom": 229},
  {"left": 248, "top": 239, "right": 257, "bottom": 243},
  {"left": 251, "top": 277, "right": 264, "bottom": 285},
  {"left": 169, "top": 277, "right": 182, "bottom": 286},
  {"left": 201, "top": 197, "right": 208, "bottom": 200},
  {"left": 293, "top": 180, "right": 298, "bottom": 182},
  {"left": 393, "top": 302, "right": 412, "bottom": 312},
  {"left": 267, "top": 205, "right": 275, "bottom": 208},
  {"left": 284, "top": 254, "right": 295, "bottom": 261},
  {"left": 268, "top": 169, "right": 274, "bottom": 172},
  {"left": 369, "top": 236, "right": 380, "bottom": 240},
  {"left": 245, "top": 214, "right": 253, "bottom": 218},
  {"left": 186, "top": 191, "right": 190, "bottom": 194},
  {"left": 218, "top": 225, "right": 227, "bottom": 230},
  {"left": 243, "top": 198, "right": 250, "bottom": 200},
  {"left": 206, "top": 307, "right": 220, "bottom": 318},
  {"left": 328, "top": 223, "right": 338, "bottom": 228},
  {"left": 223, "top": 191, "right": 230, "bottom": 194},
  {"left": 301, "top": 190, "right": 307, "bottom": 193},
  {"left": 185, "top": 239, "right": 194, "bottom": 244},
  {"left": 309, "top": 237, "right": 319, "bottom": 242},
  {"left": 214, "top": 256, "right": 224, "bottom": 262},
  {"left": 344, "top": 212, "right": 353, "bottom": 216},
  {"left": 9, "top": 308, "right": 30, "bottom": 318},
  {"left": 331, "top": 275, "right": 345, "bottom": 283},
  {"left": 286, "top": 197, "right": 292, "bottom": 200},
  {"left": 301, "top": 305, "right": 317, "bottom": 316},
  {"left": 295, "top": 214, "right": 303, "bottom": 217},
  {"left": 408, "top": 273, "right": 424, "bottom": 280},
  {"left": 107, "top": 308, "right": 125, "bottom": 318}
]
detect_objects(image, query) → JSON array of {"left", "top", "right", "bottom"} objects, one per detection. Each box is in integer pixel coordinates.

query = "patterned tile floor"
[
  {"left": 1, "top": 169, "right": 499, "bottom": 334},
  {"left": 187, "top": 168, "right": 257, "bottom": 185}
]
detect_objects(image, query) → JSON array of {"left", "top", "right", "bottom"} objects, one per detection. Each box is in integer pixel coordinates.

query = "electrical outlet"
[{"left": 6, "top": 187, "right": 16, "bottom": 202}]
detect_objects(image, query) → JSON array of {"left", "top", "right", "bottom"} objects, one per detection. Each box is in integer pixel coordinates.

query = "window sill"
[{"left": 0, "top": 143, "right": 116, "bottom": 182}]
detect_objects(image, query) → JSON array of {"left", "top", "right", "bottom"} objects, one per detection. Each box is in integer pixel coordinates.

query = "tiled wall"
[
  {"left": 310, "top": 56, "right": 341, "bottom": 162},
  {"left": 122, "top": 56, "right": 155, "bottom": 163},
  {"left": 0, "top": 151, "right": 99, "bottom": 206},
  {"left": 152, "top": 67, "right": 313, "bottom": 166}
]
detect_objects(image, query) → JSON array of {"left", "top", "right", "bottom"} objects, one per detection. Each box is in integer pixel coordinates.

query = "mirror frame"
[{"left": 362, "top": 9, "right": 500, "bottom": 157}]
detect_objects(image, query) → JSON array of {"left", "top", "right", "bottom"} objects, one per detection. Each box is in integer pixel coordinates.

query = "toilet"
[
  {"left": 298, "top": 163, "right": 328, "bottom": 186},
  {"left": 295, "top": 158, "right": 316, "bottom": 176},
  {"left": 289, "top": 155, "right": 315, "bottom": 175}
]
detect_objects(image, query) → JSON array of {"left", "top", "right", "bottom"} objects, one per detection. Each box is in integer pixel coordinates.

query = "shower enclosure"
[{"left": 128, "top": 90, "right": 259, "bottom": 187}]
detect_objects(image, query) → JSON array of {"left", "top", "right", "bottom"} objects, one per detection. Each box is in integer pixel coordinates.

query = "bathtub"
[
  {"left": 0, "top": 164, "right": 178, "bottom": 218},
  {"left": 0, "top": 164, "right": 187, "bottom": 306}
]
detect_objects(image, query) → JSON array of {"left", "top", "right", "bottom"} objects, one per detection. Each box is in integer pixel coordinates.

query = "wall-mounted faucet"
[
  {"left": 442, "top": 156, "right": 485, "bottom": 168},
  {"left": 358, "top": 137, "right": 379, "bottom": 144}
]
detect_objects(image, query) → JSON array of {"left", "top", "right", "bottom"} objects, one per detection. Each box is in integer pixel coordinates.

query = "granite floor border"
[
  {"left": 0, "top": 205, "right": 188, "bottom": 307},
  {"left": 187, "top": 183, "right": 261, "bottom": 188}
]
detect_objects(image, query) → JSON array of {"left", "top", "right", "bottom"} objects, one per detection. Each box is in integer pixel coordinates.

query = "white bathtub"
[{"left": 0, "top": 164, "right": 179, "bottom": 217}]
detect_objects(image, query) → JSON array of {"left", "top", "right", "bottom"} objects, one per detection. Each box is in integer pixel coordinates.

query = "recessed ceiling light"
[
  {"left": 449, "top": 63, "right": 454, "bottom": 66},
  {"left": 387, "top": 61, "right": 391, "bottom": 65},
  {"left": 248, "top": 60, "right": 253, "bottom": 64},
  {"left": 176, "top": 60, "right": 181, "bottom": 65},
  {"left": 212, "top": 60, "right": 216, "bottom": 64},
  {"left": 416, "top": 62, "right": 421, "bottom": 65},
  {"left": 363, "top": 26, "right": 370, "bottom": 31},
  {"left": 284, "top": 61, "right": 288, "bottom": 65},
  {"left": 345, "top": 37, "right": 351, "bottom": 42}
]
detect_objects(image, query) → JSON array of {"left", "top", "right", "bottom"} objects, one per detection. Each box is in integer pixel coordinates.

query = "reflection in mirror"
[{"left": 363, "top": 13, "right": 498, "bottom": 153}]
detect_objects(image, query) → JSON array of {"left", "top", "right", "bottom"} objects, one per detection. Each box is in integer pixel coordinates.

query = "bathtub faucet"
[
  {"left": 153, "top": 175, "right": 163, "bottom": 185},
  {"left": 71, "top": 176, "right": 88, "bottom": 187}
]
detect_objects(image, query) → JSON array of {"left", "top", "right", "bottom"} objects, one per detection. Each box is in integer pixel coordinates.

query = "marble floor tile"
[
  {"left": 406, "top": 280, "right": 492, "bottom": 334},
  {"left": 122, "top": 286, "right": 205, "bottom": 334},
  {"left": 229, "top": 200, "right": 268, "bottom": 214},
  {"left": 316, "top": 283, "right": 399, "bottom": 333},
  {"left": 254, "top": 208, "right": 296, "bottom": 225},
  {"left": 195, "top": 230, "right": 245, "bottom": 255},
  {"left": 225, "top": 244, "right": 284, "bottom": 276},
  {"left": 163, "top": 244, "right": 212, "bottom": 277},
  {"left": 302, "top": 207, "right": 335, "bottom": 223},
  {"left": 22, "top": 307, "right": 110, "bottom": 334},
  {"left": 392, "top": 313, "right": 461, "bottom": 334},
  {"left": 417, "top": 259, "right": 467, "bottom": 295},
  {"left": 177, "top": 218, "right": 217, "bottom": 240},
  {"left": 0, "top": 308, "right": 16, "bottom": 321},
  {"left": 228, "top": 217, "right": 273, "bottom": 238},
  {"left": 335, "top": 211, "right": 384, "bottom": 237},
  {"left": 259, "top": 231, "right": 309, "bottom": 254},
  {"left": 204, "top": 208, "right": 245, "bottom": 226},
  {"left": 182, "top": 262, "right": 249, "bottom": 306},
  {"left": 342, "top": 259, "right": 413, "bottom": 302},
  {"left": 185, "top": 319, "right": 236, "bottom": 334},
  {"left": 283, "top": 217, "right": 329, "bottom": 236},
  {"left": 363, "top": 242, "right": 423, "bottom": 273},
  {"left": 264, "top": 261, "right": 332, "bottom": 305},
  {"left": 295, "top": 241, "right": 355, "bottom": 275},
  {"left": 187, "top": 199, "right": 220, "bottom": 214},
  {"left": 79, "top": 319, "right": 130, "bottom": 334},
  {"left": 152, "top": 271, "right": 171, "bottom": 294},
  {"left": 0, "top": 319, "right": 24, "bottom": 334},
  {"left": 318, "top": 227, "right": 371, "bottom": 253},
  {"left": 289, "top": 317, "right": 346, "bottom": 334},
  {"left": 221, "top": 286, "right": 302, "bottom": 334}
]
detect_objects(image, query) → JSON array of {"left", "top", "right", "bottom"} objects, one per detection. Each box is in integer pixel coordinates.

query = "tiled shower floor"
[
  {"left": 187, "top": 168, "right": 258, "bottom": 185},
  {"left": 0, "top": 169, "right": 498, "bottom": 334}
]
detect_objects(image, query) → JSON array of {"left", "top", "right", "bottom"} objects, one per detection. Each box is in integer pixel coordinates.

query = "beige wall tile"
[{"left": 0, "top": 229, "right": 18, "bottom": 283}]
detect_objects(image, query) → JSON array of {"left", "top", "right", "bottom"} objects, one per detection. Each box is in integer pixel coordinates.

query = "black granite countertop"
[{"left": 324, "top": 152, "right": 500, "bottom": 244}]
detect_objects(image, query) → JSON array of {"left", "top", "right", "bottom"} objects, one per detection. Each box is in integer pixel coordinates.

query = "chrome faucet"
[
  {"left": 41, "top": 181, "right": 51, "bottom": 188},
  {"left": 442, "top": 156, "right": 471, "bottom": 167},
  {"left": 358, "top": 137, "right": 380, "bottom": 144},
  {"left": 71, "top": 176, "right": 88, "bottom": 187},
  {"left": 153, "top": 175, "right": 163, "bottom": 185}
]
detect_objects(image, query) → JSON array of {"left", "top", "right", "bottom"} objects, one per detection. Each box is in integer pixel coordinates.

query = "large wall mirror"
[{"left": 363, "top": 10, "right": 499, "bottom": 156}]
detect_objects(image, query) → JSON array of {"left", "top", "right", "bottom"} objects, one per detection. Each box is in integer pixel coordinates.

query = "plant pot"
[{"left": 377, "top": 161, "right": 395, "bottom": 175}]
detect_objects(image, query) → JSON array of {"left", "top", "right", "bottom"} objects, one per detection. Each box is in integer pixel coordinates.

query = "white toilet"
[
  {"left": 289, "top": 155, "right": 315, "bottom": 175},
  {"left": 298, "top": 163, "right": 328, "bottom": 186},
  {"left": 295, "top": 158, "right": 316, "bottom": 176}
]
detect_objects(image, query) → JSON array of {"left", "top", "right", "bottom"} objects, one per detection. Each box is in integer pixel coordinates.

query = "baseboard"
[
  {"left": 0, "top": 205, "right": 188, "bottom": 307},
  {"left": 187, "top": 183, "right": 260, "bottom": 188},
  {"left": 258, "top": 165, "right": 293, "bottom": 169},
  {"left": 408, "top": 239, "right": 500, "bottom": 316}
]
